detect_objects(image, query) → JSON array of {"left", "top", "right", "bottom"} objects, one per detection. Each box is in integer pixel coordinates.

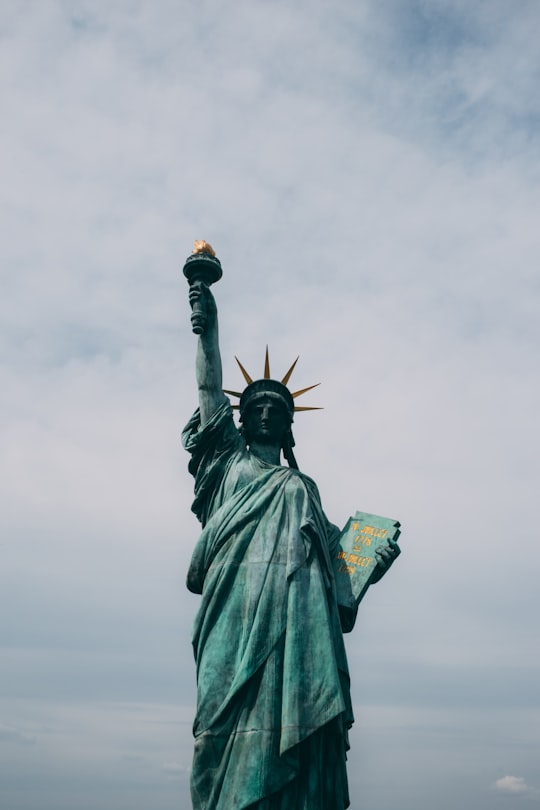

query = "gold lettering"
[{"left": 338, "top": 563, "right": 354, "bottom": 575}]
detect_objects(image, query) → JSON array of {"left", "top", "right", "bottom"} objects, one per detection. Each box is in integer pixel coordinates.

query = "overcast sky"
[{"left": 1, "top": 1, "right": 539, "bottom": 808}]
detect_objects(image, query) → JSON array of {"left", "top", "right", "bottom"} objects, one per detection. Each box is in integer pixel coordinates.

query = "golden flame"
[{"left": 192, "top": 240, "right": 216, "bottom": 256}]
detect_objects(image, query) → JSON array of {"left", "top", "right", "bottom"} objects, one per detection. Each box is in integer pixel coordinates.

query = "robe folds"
[{"left": 183, "top": 402, "right": 353, "bottom": 809}]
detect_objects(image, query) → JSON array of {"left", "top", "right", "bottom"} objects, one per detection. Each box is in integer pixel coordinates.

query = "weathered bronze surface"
[{"left": 182, "top": 244, "right": 401, "bottom": 809}]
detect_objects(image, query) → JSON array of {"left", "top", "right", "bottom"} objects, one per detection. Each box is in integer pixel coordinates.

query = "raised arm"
[{"left": 189, "top": 281, "right": 228, "bottom": 426}]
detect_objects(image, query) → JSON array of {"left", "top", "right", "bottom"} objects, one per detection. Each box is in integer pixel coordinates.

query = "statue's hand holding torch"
[
  {"left": 183, "top": 241, "right": 222, "bottom": 335},
  {"left": 188, "top": 280, "right": 217, "bottom": 334}
]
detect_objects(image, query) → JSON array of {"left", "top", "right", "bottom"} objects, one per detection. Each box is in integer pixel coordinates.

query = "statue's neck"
[{"left": 249, "top": 441, "right": 282, "bottom": 466}]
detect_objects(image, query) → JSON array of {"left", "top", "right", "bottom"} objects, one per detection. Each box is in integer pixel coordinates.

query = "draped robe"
[{"left": 183, "top": 402, "right": 353, "bottom": 809}]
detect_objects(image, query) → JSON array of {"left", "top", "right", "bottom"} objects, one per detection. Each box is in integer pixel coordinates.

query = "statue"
[{"left": 182, "top": 243, "right": 400, "bottom": 809}]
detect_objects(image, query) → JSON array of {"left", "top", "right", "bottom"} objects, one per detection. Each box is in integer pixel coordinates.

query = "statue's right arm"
[{"left": 189, "top": 282, "right": 228, "bottom": 427}]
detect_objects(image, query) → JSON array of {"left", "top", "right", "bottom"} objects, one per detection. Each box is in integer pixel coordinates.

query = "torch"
[{"left": 182, "top": 240, "right": 223, "bottom": 335}]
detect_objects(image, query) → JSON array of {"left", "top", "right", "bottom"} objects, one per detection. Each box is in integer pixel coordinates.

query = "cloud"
[
  {"left": 493, "top": 776, "right": 530, "bottom": 795},
  {"left": 161, "top": 761, "right": 189, "bottom": 780},
  {"left": 1, "top": 2, "right": 540, "bottom": 809},
  {"left": 0, "top": 726, "right": 36, "bottom": 746}
]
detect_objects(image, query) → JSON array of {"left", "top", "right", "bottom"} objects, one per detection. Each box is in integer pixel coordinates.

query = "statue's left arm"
[{"left": 370, "top": 538, "right": 401, "bottom": 584}]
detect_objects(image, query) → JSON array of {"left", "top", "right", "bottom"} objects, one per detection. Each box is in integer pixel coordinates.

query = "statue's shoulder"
[
  {"left": 183, "top": 401, "right": 245, "bottom": 475},
  {"left": 295, "top": 468, "right": 321, "bottom": 497}
]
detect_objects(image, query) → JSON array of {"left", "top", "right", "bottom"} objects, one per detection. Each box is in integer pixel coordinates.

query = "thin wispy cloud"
[{"left": 493, "top": 775, "right": 532, "bottom": 795}]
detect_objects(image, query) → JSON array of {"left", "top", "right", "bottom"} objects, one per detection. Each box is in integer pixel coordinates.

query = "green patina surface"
[
  {"left": 183, "top": 403, "right": 351, "bottom": 809},
  {"left": 182, "top": 247, "right": 401, "bottom": 809}
]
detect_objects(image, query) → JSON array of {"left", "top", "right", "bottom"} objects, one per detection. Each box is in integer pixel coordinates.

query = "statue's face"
[{"left": 243, "top": 397, "right": 290, "bottom": 446}]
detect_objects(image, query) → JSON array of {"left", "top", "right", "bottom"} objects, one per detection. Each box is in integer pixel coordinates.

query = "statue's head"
[
  {"left": 239, "top": 379, "right": 294, "bottom": 423},
  {"left": 224, "top": 350, "right": 320, "bottom": 471},
  {"left": 239, "top": 380, "right": 297, "bottom": 467}
]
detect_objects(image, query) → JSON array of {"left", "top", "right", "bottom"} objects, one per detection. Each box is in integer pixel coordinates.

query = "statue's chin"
[{"left": 250, "top": 432, "right": 280, "bottom": 445}]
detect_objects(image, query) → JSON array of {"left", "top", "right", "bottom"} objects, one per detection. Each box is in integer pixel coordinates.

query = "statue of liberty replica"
[{"left": 182, "top": 242, "right": 401, "bottom": 809}]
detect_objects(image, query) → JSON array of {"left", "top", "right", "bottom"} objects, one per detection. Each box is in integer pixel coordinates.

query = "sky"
[{"left": 1, "top": 0, "right": 539, "bottom": 808}]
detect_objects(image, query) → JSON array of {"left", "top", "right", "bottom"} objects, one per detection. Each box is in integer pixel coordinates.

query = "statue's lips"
[{"left": 251, "top": 423, "right": 280, "bottom": 440}]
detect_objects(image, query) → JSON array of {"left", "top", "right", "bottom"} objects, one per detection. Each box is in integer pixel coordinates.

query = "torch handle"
[{"left": 190, "top": 289, "right": 206, "bottom": 335}]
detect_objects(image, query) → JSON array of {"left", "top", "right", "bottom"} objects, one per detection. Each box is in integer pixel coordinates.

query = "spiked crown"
[{"left": 223, "top": 347, "right": 321, "bottom": 421}]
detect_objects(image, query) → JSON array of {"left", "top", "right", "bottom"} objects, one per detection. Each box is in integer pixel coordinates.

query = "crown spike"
[
  {"left": 228, "top": 349, "right": 321, "bottom": 415},
  {"left": 281, "top": 356, "right": 299, "bottom": 386},
  {"left": 235, "top": 356, "right": 253, "bottom": 385},
  {"left": 292, "top": 383, "right": 321, "bottom": 399}
]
